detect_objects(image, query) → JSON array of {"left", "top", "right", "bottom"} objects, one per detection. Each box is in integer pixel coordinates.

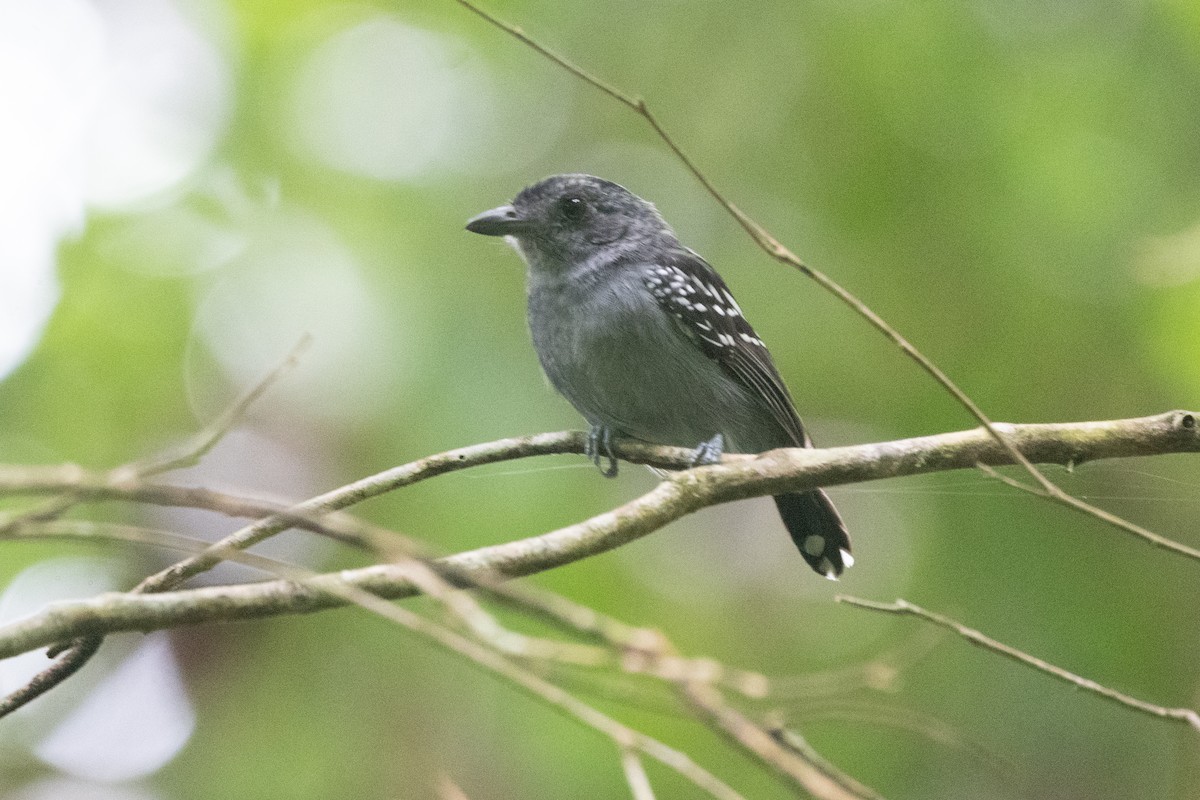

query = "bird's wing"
[{"left": 640, "top": 248, "right": 809, "bottom": 447}]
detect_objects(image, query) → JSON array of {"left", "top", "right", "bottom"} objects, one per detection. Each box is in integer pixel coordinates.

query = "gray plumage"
[{"left": 466, "top": 174, "right": 852, "bottom": 578}]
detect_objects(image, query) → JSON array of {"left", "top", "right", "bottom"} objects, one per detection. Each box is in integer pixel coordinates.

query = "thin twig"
[
  {"left": 767, "top": 724, "right": 886, "bottom": 800},
  {"left": 975, "top": 463, "right": 1199, "bottom": 561},
  {"left": 477, "top": 579, "right": 770, "bottom": 698},
  {"left": 0, "top": 494, "right": 81, "bottom": 536},
  {"left": 681, "top": 681, "right": 882, "bottom": 800},
  {"left": 378, "top": 612, "right": 748, "bottom": 800},
  {"left": 0, "top": 637, "right": 101, "bottom": 716},
  {"left": 835, "top": 596, "right": 1200, "bottom": 733},
  {"left": 621, "top": 749, "right": 657, "bottom": 800},
  {"left": 435, "top": 775, "right": 472, "bottom": 800},
  {"left": 762, "top": 628, "right": 943, "bottom": 700},
  {"left": 780, "top": 703, "right": 1016, "bottom": 782},
  {"left": 134, "top": 334, "right": 312, "bottom": 477}
]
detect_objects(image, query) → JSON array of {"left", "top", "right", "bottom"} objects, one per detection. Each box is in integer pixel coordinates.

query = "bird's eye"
[{"left": 558, "top": 195, "right": 587, "bottom": 222}]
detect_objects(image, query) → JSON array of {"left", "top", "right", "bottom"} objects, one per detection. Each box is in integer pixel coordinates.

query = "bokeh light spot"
[{"left": 288, "top": 16, "right": 496, "bottom": 181}]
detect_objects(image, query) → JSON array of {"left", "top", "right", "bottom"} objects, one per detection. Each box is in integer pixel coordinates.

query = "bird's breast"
[{"left": 526, "top": 272, "right": 779, "bottom": 451}]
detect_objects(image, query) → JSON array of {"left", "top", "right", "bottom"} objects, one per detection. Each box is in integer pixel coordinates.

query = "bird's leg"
[
  {"left": 586, "top": 424, "right": 620, "bottom": 478},
  {"left": 585, "top": 424, "right": 601, "bottom": 462},
  {"left": 690, "top": 432, "right": 725, "bottom": 467}
]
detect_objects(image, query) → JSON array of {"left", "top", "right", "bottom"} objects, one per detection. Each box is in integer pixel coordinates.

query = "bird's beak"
[{"left": 465, "top": 204, "right": 530, "bottom": 236}]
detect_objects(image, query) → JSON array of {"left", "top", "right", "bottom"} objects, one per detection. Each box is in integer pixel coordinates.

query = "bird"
[{"left": 465, "top": 174, "right": 852, "bottom": 578}]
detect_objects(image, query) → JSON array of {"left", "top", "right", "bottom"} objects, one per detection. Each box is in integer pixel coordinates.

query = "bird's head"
[{"left": 466, "top": 174, "right": 669, "bottom": 269}]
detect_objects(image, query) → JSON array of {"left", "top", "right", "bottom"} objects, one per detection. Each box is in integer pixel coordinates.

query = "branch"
[
  {"left": 836, "top": 597, "right": 1200, "bottom": 733},
  {"left": 133, "top": 431, "right": 596, "bottom": 593},
  {"left": 0, "top": 411, "right": 1197, "bottom": 660},
  {"left": 0, "top": 637, "right": 100, "bottom": 716},
  {"left": 3, "top": 411, "right": 1197, "bottom": 567}
]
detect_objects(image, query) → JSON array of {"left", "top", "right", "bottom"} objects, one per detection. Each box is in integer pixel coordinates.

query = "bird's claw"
[
  {"left": 587, "top": 425, "right": 619, "bottom": 478},
  {"left": 690, "top": 433, "right": 725, "bottom": 467}
]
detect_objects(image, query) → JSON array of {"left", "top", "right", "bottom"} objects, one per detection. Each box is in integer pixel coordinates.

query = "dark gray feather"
[{"left": 642, "top": 249, "right": 808, "bottom": 447}]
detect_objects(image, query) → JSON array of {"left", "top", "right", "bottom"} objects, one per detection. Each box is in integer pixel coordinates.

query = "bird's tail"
[{"left": 773, "top": 490, "right": 853, "bottom": 579}]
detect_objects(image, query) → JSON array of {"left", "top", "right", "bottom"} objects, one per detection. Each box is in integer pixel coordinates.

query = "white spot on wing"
[
  {"left": 820, "top": 558, "right": 838, "bottom": 580},
  {"left": 738, "top": 332, "right": 764, "bottom": 346}
]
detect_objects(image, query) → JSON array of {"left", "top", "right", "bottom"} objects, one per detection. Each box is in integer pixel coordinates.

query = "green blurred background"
[{"left": 1, "top": 0, "right": 1199, "bottom": 797}]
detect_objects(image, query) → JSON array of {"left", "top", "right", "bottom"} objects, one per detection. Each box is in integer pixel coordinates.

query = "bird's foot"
[
  {"left": 690, "top": 433, "right": 725, "bottom": 468},
  {"left": 586, "top": 424, "right": 619, "bottom": 478}
]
